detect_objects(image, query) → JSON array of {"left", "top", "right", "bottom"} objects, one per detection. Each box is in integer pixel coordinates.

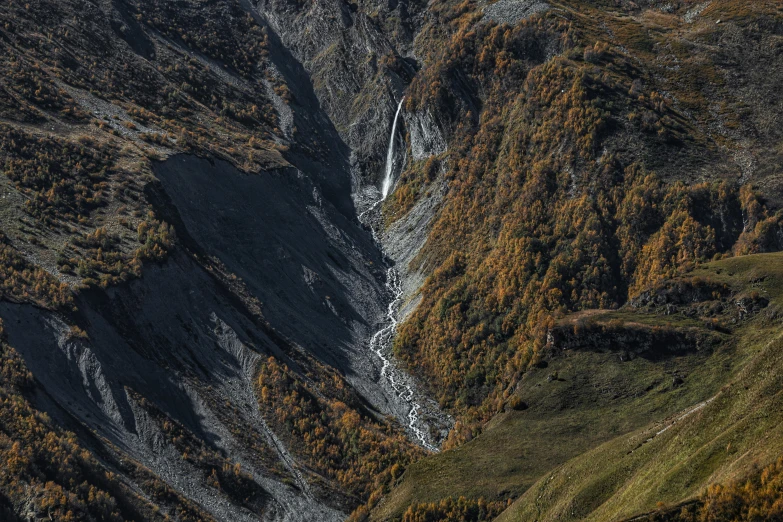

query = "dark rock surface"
[
  {"left": 0, "top": 0, "right": 452, "bottom": 518},
  {"left": 483, "top": 0, "right": 550, "bottom": 26},
  {"left": 1, "top": 251, "right": 345, "bottom": 520},
  {"left": 153, "top": 155, "right": 384, "bottom": 376},
  {"left": 0, "top": 148, "right": 445, "bottom": 519},
  {"left": 250, "top": 0, "right": 424, "bottom": 187}
]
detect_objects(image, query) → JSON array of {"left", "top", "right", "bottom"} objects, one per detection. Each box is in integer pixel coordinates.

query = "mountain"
[{"left": 0, "top": 0, "right": 782, "bottom": 521}]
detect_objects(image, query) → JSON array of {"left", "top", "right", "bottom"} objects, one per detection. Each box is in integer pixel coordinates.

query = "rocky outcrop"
[
  {"left": 483, "top": 0, "right": 550, "bottom": 25},
  {"left": 630, "top": 278, "right": 769, "bottom": 324},
  {"left": 550, "top": 317, "right": 722, "bottom": 360},
  {"left": 250, "top": 0, "right": 424, "bottom": 186},
  {"left": 406, "top": 109, "right": 447, "bottom": 161}
]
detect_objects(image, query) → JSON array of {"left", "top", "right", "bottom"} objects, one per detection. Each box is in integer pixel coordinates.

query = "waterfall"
[
  {"left": 381, "top": 97, "right": 405, "bottom": 199},
  {"left": 358, "top": 96, "right": 439, "bottom": 451}
]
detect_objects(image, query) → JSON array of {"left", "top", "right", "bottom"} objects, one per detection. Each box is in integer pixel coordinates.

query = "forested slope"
[{"left": 370, "top": 0, "right": 783, "bottom": 520}]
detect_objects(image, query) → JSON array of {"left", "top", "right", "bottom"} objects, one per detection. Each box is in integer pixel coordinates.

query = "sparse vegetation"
[
  {"left": 0, "top": 127, "right": 111, "bottom": 222},
  {"left": 57, "top": 215, "right": 173, "bottom": 287},
  {"left": 0, "top": 233, "right": 71, "bottom": 309},
  {"left": 128, "top": 389, "right": 270, "bottom": 513},
  {"left": 0, "top": 319, "right": 211, "bottom": 521}
]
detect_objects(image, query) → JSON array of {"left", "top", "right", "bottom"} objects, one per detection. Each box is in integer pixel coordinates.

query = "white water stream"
[
  {"left": 361, "top": 97, "right": 437, "bottom": 452},
  {"left": 368, "top": 266, "right": 436, "bottom": 451}
]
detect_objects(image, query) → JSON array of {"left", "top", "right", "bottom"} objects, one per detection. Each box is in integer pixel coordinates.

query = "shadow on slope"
[
  {"left": 0, "top": 249, "right": 346, "bottom": 520},
  {"left": 151, "top": 155, "right": 390, "bottom": 388}
]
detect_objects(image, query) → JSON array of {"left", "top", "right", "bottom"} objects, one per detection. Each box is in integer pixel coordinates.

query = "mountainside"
[{"left": 1, "top": 0, "right": 783, "bottom": 521}]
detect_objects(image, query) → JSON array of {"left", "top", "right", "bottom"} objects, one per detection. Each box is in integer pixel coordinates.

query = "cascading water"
[
  {"left": 360, "top": 97, "right": 438, "bottom": 452},
  {"left": 367, "top": 266, "right": 436, "bottom": 451},
  {"left": 381, "top": 98, "right": 405, "bottom": 199}
]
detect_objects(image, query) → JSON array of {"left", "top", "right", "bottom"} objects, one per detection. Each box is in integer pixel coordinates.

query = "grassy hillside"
[
  {"left": 374, "top": 252, "right": 783, "bottom": 520},
  {"left": 635, "top": 455, "right": 783, "bottom": 521}
]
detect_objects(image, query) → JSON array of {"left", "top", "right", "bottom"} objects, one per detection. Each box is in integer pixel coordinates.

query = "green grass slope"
[
  {"left": 498, "top": 254, "right": 783, "bottom": 521},
  {"left": 374, "top": 253, "right": 783, "bottom": 521}
]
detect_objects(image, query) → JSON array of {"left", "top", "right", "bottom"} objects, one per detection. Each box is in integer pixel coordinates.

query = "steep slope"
[
  {"left": 375, "top": 254, "right": 783, "bottom": 520},
  {"left": 0, "top": 0, "right": 436, "bottom": 519},
  {"left": 363, "top": 0, "right": 783, "bottom": 520},
  {"left": 251, "top": 0, "right": 427, "bottom": 191},
  {"left": 389, "top": 0, "right": 783, "bottom": 432}
]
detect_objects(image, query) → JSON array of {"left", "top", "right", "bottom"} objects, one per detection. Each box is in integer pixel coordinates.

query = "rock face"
[
  {"left": 1, "top": 253, "right": 346, "bottom": 521},
  {"left": 0, "top": 0, "right": 457, "bottom": 515},
  {"left": 240, "top": 0, "right": 455, "bottom": 446},
  {"left": 251, "top": 0, "right": 424, "bottom": 187},
  {"left": 150, "top": 155, "right": 418, "bottom": 421},
  {"left": 406, "top": 110, "right": 447, "bottom": 161},
  {"left": 0, "top": 151, "right": 424, "bottom": 519},
  {"left": 549, "top": 317, "right": 721, "bottom": 360},
  {"left": 483, "top": 0, "right": 550, "bottom": 25}
]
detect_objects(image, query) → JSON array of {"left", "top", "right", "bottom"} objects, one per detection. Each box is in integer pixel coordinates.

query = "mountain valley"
[{"left": 0, "top": 0, "right": 782, "bottom": 521}]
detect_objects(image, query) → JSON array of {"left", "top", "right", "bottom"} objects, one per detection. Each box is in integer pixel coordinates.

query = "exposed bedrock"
[
  {"left": 0, "top": 152, "right": 440, "bottom": 519},
  {"left": 0, "top": 0, "right": 460, "bottom": 516},
  {"left": 0, "top": 251, "right": 345, "bottom": 521},
  {"left": 150, "top": 155, "right": 412, "bottom": 416},
  {"left": 251, "top": 0, "right": 423, "bottom": 188}
]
